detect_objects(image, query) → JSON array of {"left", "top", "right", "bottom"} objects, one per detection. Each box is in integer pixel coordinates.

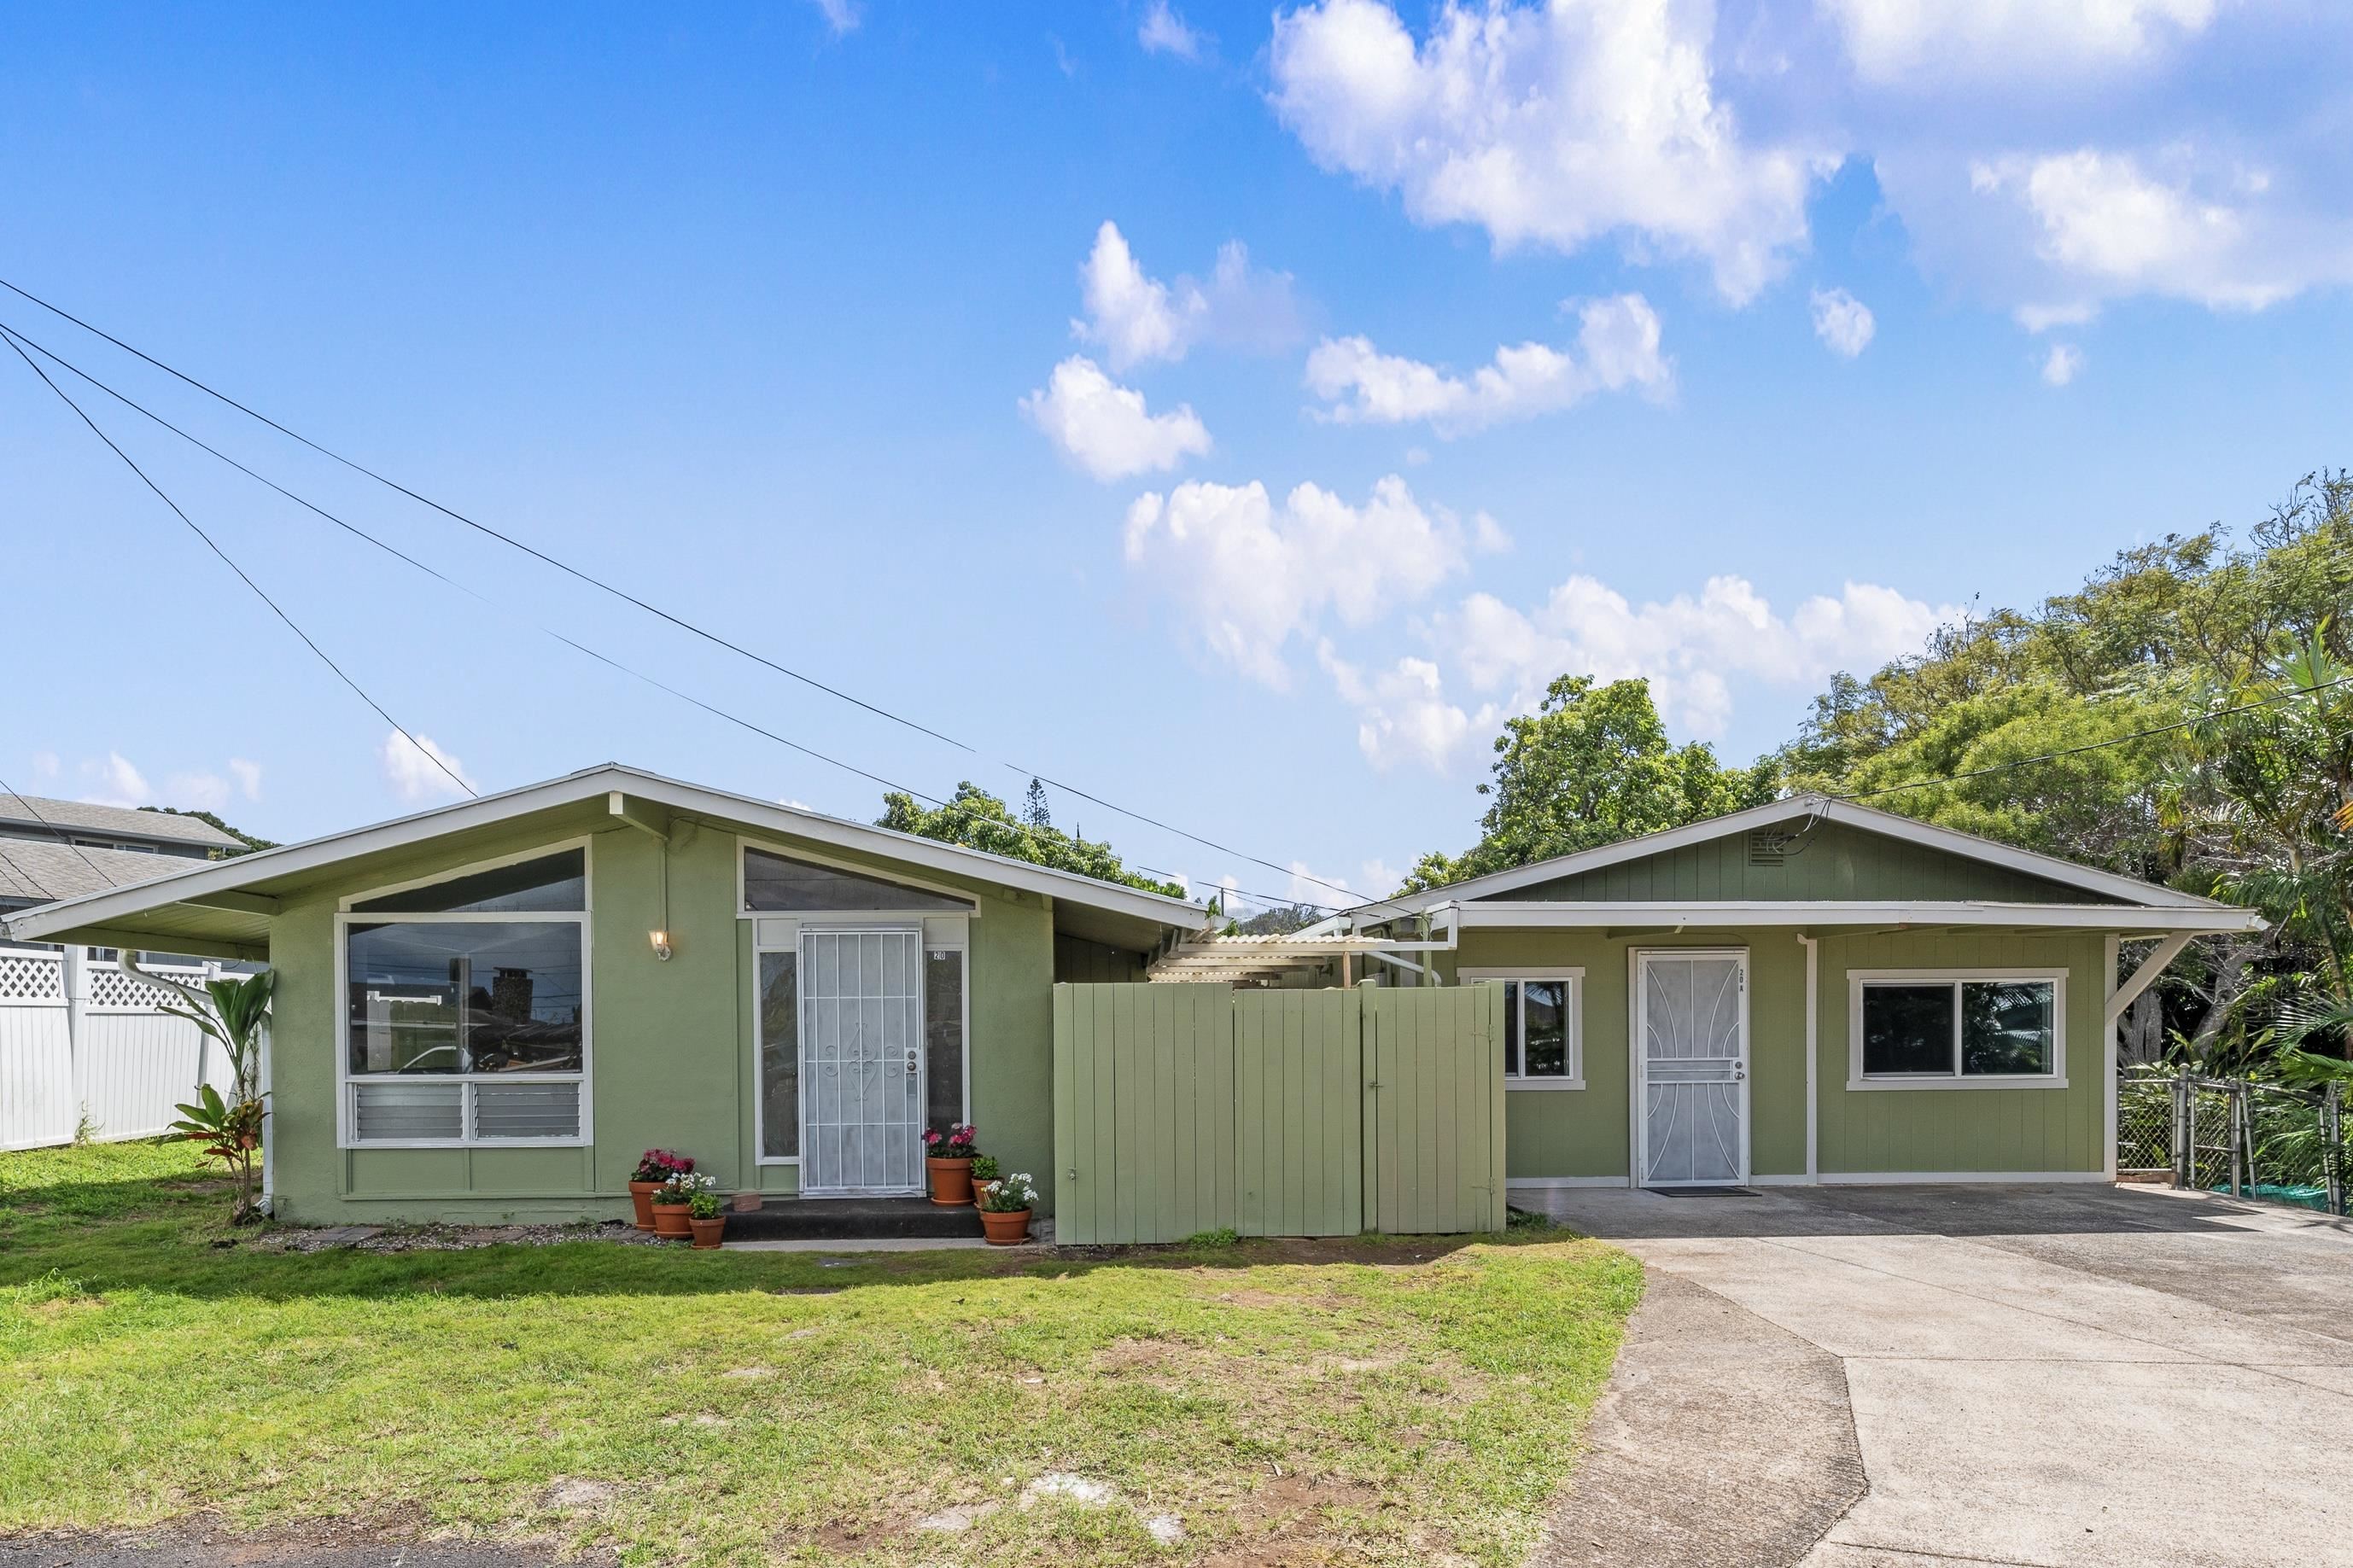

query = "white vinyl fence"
[{"left": 1, "top": 947, "right": 238, "bottom": 1151}]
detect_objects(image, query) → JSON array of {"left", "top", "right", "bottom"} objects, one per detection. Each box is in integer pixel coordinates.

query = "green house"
[
  {"left": 0, "top": 766, "right": 1206, "bottom": 1223},
  {"left": 1, "top": 772, "right": 2262, "bottom": 1225},
  {"left": 1325, "top": 796, "right": 2262, "bottom": 1189}
]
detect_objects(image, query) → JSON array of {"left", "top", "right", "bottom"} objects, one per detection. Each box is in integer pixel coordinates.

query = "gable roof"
[
  {"left": 0, "top": 793, "right": 241, "bottom": 850},
  {"left": 0, "top": 838, "right": 227, "bottom": 911},
  {"left": 0, "top": 764, "right": 1211, "bottom": 956},
  {"left": 1349, "top": 793, "right": 2239, "bottom": 919}
]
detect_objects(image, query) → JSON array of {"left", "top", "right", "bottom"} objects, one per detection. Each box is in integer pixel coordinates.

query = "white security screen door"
[
  {"left": 1637, "top": 951, "right": 1749, "bottom": 1186},
  {"left": 799, "top": 928, "right": 925, "bottom": 1195}
]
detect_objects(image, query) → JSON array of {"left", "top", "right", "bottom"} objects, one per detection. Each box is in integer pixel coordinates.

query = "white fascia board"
[
  {"left": 1352, "top": 793, "right": 2228, "bottom": 916},
  {"left": 3, "top": 763, "right": 1210, "bottom": 943},
  {"left": 1448, "top": 901, "right": 2264, "bottom": 933}
]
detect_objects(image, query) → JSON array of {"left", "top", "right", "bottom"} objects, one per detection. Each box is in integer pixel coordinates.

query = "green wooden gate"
[{"left": 1052, "top": 982, "right": 1504, "bottom": 1243}]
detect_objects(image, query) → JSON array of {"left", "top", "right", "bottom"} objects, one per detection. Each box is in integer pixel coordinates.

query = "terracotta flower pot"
[
  {"left": 979, "top": 1207, "right": 1031, "bottom": 1246},
  {"left": 926, "top": 1156, "right": 975, "bottom": 1207},
  {"left": 652, "top": 1204, "right": 692, "bottom": 1238},
  {"left": 628, "top": 1180, "right": 663, "bottom": 1231},
  {"left": 688, "top": 1215, "right": 726, "bottom": 1250},
  {"left": 970, "top": 1178, "right": 996, "bottom": 1207}
]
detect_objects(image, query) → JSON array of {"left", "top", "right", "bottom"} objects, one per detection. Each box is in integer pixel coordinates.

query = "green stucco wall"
[
  {"left": 1435, "top": 923, "right": 2107, "bottom": 1183},
  {"left": 266, "top": 812, "right": 1066, "bottom": 1223}
]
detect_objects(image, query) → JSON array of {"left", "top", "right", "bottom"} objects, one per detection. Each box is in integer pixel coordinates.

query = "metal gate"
[{"left": 2118, "top": 1066, "right": 2347, "bottom": 1215}]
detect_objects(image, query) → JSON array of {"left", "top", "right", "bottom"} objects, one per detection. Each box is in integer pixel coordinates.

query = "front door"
[
  {"left": 799, "top": 927, "right": 925, "bottom": 1195},
  {"left": 1636, "top": 949, "right": 1749, "bottom": 1186}
]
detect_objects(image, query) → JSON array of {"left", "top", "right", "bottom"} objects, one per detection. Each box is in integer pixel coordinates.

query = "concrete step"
[{"left": 723, "top": 1195, "right": 984, "bottom": 1242}]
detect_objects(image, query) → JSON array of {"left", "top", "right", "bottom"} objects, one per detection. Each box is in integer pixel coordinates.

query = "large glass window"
[
  {"left": 343, "top": 848, "right": 588, "bottom": 1145},
  {"left": 1858, "top": 976, "right": 2059, "bottom": 1081},
  {"left": 744, "top": 848, "right": 972, "bottom": 913}
]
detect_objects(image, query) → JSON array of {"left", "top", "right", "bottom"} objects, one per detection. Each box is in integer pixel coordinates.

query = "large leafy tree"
[
  {"left": 1402, "top": 675, "right": 1775, "bottom": 892},
  {"left": 878, "top": 781, "right": 1187, "bottom": 901}
]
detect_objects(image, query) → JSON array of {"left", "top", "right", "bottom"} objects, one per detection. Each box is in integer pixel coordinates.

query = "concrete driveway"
[{"left": 1523, "top": 1182, "right": 2353, "bottom": 1568}]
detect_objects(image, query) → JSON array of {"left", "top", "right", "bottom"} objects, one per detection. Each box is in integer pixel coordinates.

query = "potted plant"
[
  {"left": 629, "top": 1149, "right": 694, "bottom": 1231},
  {"left": 924, "top": 1122, "right": 979, "bottom": 1206},
  {"left": 978, "top": 1170, "right": 1036, "bottom": 1246},
  {"left": 652, "top": 1171, "right": 709, "bottom": 1239},
  {"left": 969, "top": 1151, "right": 1001, "bottom": 1207},
  {"left": 686, "top": 1184, "right": 727, "bottom": 1250}
]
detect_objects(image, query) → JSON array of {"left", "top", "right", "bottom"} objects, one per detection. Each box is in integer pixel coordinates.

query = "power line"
[
  {"left": 0, "top": 332, "right": 476, "bottom": 801},
  {"left": 0, "top": 289, "right": 1370, "bottom": 907},
  {"left": 1838, "top": 671, "right": 2353, "bottom": 802},
  {"left": 0, "top": 320, "right": 1213, "bottom": 902},
  {"left": 0, "top": 773, "right": 127, "bottom": 893}
]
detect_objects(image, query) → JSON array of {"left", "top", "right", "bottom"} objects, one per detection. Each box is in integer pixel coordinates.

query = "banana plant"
[{"left": 129, "top": 961, "right": 276, "bottom": 1223}]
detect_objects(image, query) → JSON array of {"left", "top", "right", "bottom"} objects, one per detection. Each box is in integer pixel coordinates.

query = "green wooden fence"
[{"left": 1051, "top": 982, "right": 1505, "bottom": 1244}]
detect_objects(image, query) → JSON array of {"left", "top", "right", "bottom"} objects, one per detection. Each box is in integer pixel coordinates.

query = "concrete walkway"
[{"left": 1523, "top": 1182, "right": 2353, "bottom": 1568}]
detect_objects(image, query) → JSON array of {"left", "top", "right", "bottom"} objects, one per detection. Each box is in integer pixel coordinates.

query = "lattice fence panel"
[
  {"left": 0, "top": 951, "right": 65, "bottom": 1005},
  {"left": 85, "top": 964, "right": 207, "bottom": 1012}
]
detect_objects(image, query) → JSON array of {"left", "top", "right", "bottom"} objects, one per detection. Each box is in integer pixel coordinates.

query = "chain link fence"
[{"left": 2119, "top": 1066, "right": 2347, "bottom": 1215}]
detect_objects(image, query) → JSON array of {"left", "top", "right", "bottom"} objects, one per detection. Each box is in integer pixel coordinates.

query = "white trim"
[
  {"left": 1845, "top": 968, "right": 2069, "bottom": 1091},
  {"left": 2104, "top": 934, "right": 2121, "bottom": 1182},
  {"left": 3, "top": 763, "right": 1208, "bottom": 945},
  {"left": 1632, "top": 947, "right": 1751, "bottom": 1188},
  {"left": 1351, "top": 794, "right": 2233, "bottom": 914},
  {"left": 336, "top": 836, "right": 594, "bottom": 1151},
  {"left": 1799, "top": 933, "right": 1819, "bottom": 1182},
  {"left": 1505, "top": 1175, "right": 1634, "bottom": 1189},
  {"left": 1746, "top": 1174, "right": 1814, "bottom": 1186},
  {"left": 1813, "top": 1169, "right": 2111, "bottom": 1186},
  {"left": 1445, "top": 901, "right": 2261, "bottom": 933},
  {"left": 733, "top": 834, "right": 981, "bottom": 918},
  {"left": 1459, "top": 965, "right": 1585, "bottom": 1089}
]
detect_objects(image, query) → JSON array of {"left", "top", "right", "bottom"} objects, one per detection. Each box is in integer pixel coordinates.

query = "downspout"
[{"left": 1799, "top": 933, "right": 1819, "bottom": 1184}]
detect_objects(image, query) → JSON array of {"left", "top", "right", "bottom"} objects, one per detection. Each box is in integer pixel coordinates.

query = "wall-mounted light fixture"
[{"left": 651, "top": 930, "right": 674, "bottom": 962}]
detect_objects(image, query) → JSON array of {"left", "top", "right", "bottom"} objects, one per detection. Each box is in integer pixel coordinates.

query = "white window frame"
[
  {"left": 335, "top": 836, "right": 594, "bottom": 1149},
  {"left": 1846, "top": 967, "right": 2069, "bottom": 1091},
  {"left": 1460, "top": 965, "right": 1585, "bottom": 1090},
  {"left": 748, "top": 902, "right": 972, "bottom": 1170}
]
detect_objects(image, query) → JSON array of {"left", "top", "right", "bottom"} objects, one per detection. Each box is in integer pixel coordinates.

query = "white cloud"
[
  {"left": 1123, "top": 475, "right": 1470, "bottom": 686},
  {"left": 1020, "top": 356, "right": 1212, "bottom": 481},
  {"left": 381, "top": 731, "right": 476, "bottom": 803},
  {"left": 1268, "top": 0, "right": 1820, "bottom": 303},
  {"left": 227, "top": 758, "right": 262, "bottom": 801},
  {"left": 165, "top": 772, "right": 230, "bottom": 813},
  {"left": 85, "top": 752, "right": 149, "bottom": 808},
  {"left": 807, "top": 0, "right": 860, "bottom": 36},
  {"left": 1139, "top": 1, "right": 1206, "bottom": 60},
  {"left": 1071, "top": 222, "right": 1302, "bottom": 371},
  {"left": 1318, "top": 640, "right": 1477, "bottom": 772},
  {"left": 30, "top": 751, "right": 60, "bottom": 780},
  {"left": 1809, "top": 288, "right": 1876, "bottom": 357},
  {"left": 1306, "top": 294, "right": 1672, "bottom": 435},
  {"left": 1823, "top": 0, "right": 2216, "bottom": 84},
  {"left": 2041, "top": 342, "right": 2085, "bottom": 386}
]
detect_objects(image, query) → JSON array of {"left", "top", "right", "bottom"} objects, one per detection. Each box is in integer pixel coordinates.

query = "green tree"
[
  {"left": 138, "top": 806, "right": 277, "bottom": 857},
  {"left": 879, "top": 782, "right": 1186, "bottom": 900},
  {"left": 1402, "top": 676, "right": 1775, "bottom": 892}
]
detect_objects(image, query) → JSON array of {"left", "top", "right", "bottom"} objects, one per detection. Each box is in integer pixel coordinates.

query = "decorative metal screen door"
[
  {"left": 1637, "top": 951, "right": 1749, "bottom": 1186},
  {"left": 798, "top": 928, "right": 925, "bottom": 1195}
]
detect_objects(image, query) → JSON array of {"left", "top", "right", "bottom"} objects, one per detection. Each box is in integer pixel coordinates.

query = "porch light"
[{"left": 651, "top": 930, "right": 674, "bottom": 962}]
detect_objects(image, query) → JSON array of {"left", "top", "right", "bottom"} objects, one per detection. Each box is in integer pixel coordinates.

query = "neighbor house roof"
[
  {"left": 0, "top": 838, "right": 228, "bottom": 911},
  {"left": 0, "top": 793, "right": 241, "bottom": 851},
  {"left": 1340, "top": 793, "right": 2262, "bottom": 936},
  {"left": 0, "top": 764, "right": 1212, "bottom": 959}
]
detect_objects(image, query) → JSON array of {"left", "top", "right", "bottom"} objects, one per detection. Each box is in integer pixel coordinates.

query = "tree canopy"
[{"left": 877, "top": 780, "right": 1188, "bottom": 901}]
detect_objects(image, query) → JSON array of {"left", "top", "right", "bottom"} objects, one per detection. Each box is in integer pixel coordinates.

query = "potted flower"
[
  {"left": 969, "top": 1151, "right": 1002, "bottom": 1207},
  {"left": 629, "top": 1149, "right": 694, "bottom": 1231},
  {"left": 686, "top": 1183, "right": 727, "bottom": 1250},
  {"left": 652, "top": 1170, "right": 710, "bottom": 1239},
  {"left": 978, "top": 1170, "right": 1036, "bottom": 1246},
  {"left": 924, "top": 1123, "right": 979, "bottom": 1206}
]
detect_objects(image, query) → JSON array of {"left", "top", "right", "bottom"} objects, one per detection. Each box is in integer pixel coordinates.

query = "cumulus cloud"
[
  {"left": 90, "top": 752, "right": 149, "bottom": 808},
  {"left": 1139, "top": 1, "right": 1206, "bottom": 59},
  {"left": 1809, "top": 288, "right": 1876, "bottom": 357},
  {"left": 1020, "top": 356, "right": 1212, "bottom": 481},
  {"left": 1123, "top": 475, "right": 1471, "bottom": 686},
  {"left": 226, "top": 758, "right": 262, "bottom": 801},
  {"left": 2041, "top": 343, "right": 2085, "bottom": 386},
  {"left": 1071, "top": 221, "right": 1302, "bottom": 370},
  {"left": 1317, "top": 641, "right": 1480, "bottom": 772},
  {"left": 1305, "top": 294, "right": 1672, "bottom": 435},
  {"left": 382, "top": 731, "right": 476, "bottom": 803},
  {"left": 807, "top": 0, "right": 859, "bottom": 35},
  {"left": 1268, "top": 0, "right": 1820, "bottom": 303},
  {"left": 64, "top": 751, "right": 258, "bottom": 813},
  {"left": 1822, "top": 0, "right": 2216, "bottom": 84}
]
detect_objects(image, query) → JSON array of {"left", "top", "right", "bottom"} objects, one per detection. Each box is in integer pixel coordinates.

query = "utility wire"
[
  {"left": 0, "top": 280, "right": 1371, "bottom": 906},
  {"left": 0, "top": 320, "right": 1209, "bottom": 901},
  {"left": 0, "top": 772, "right": 127, "bottom": 891},
  {"left": 0, "top": 331, "right": 476, "bottom": 801}
]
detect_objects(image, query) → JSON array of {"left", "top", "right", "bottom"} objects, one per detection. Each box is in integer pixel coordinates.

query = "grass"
[{"left": 0, "top": 1140, "right": 1640, "bottom": 1566}]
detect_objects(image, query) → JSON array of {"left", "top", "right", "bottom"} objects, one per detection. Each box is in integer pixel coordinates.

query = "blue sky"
[{"left": 4, "top": 1, "right": 2350, "bottom": 912}]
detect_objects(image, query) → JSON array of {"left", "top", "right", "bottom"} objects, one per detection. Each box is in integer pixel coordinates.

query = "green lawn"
[{"left": 0, "top": 1140, "right": 1639, "bottom": 1565}]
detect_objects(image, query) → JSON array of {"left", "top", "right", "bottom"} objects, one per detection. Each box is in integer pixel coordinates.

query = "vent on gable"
[{"left": 1748, "top": 831, "right": 1794, "bottom": 867}]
